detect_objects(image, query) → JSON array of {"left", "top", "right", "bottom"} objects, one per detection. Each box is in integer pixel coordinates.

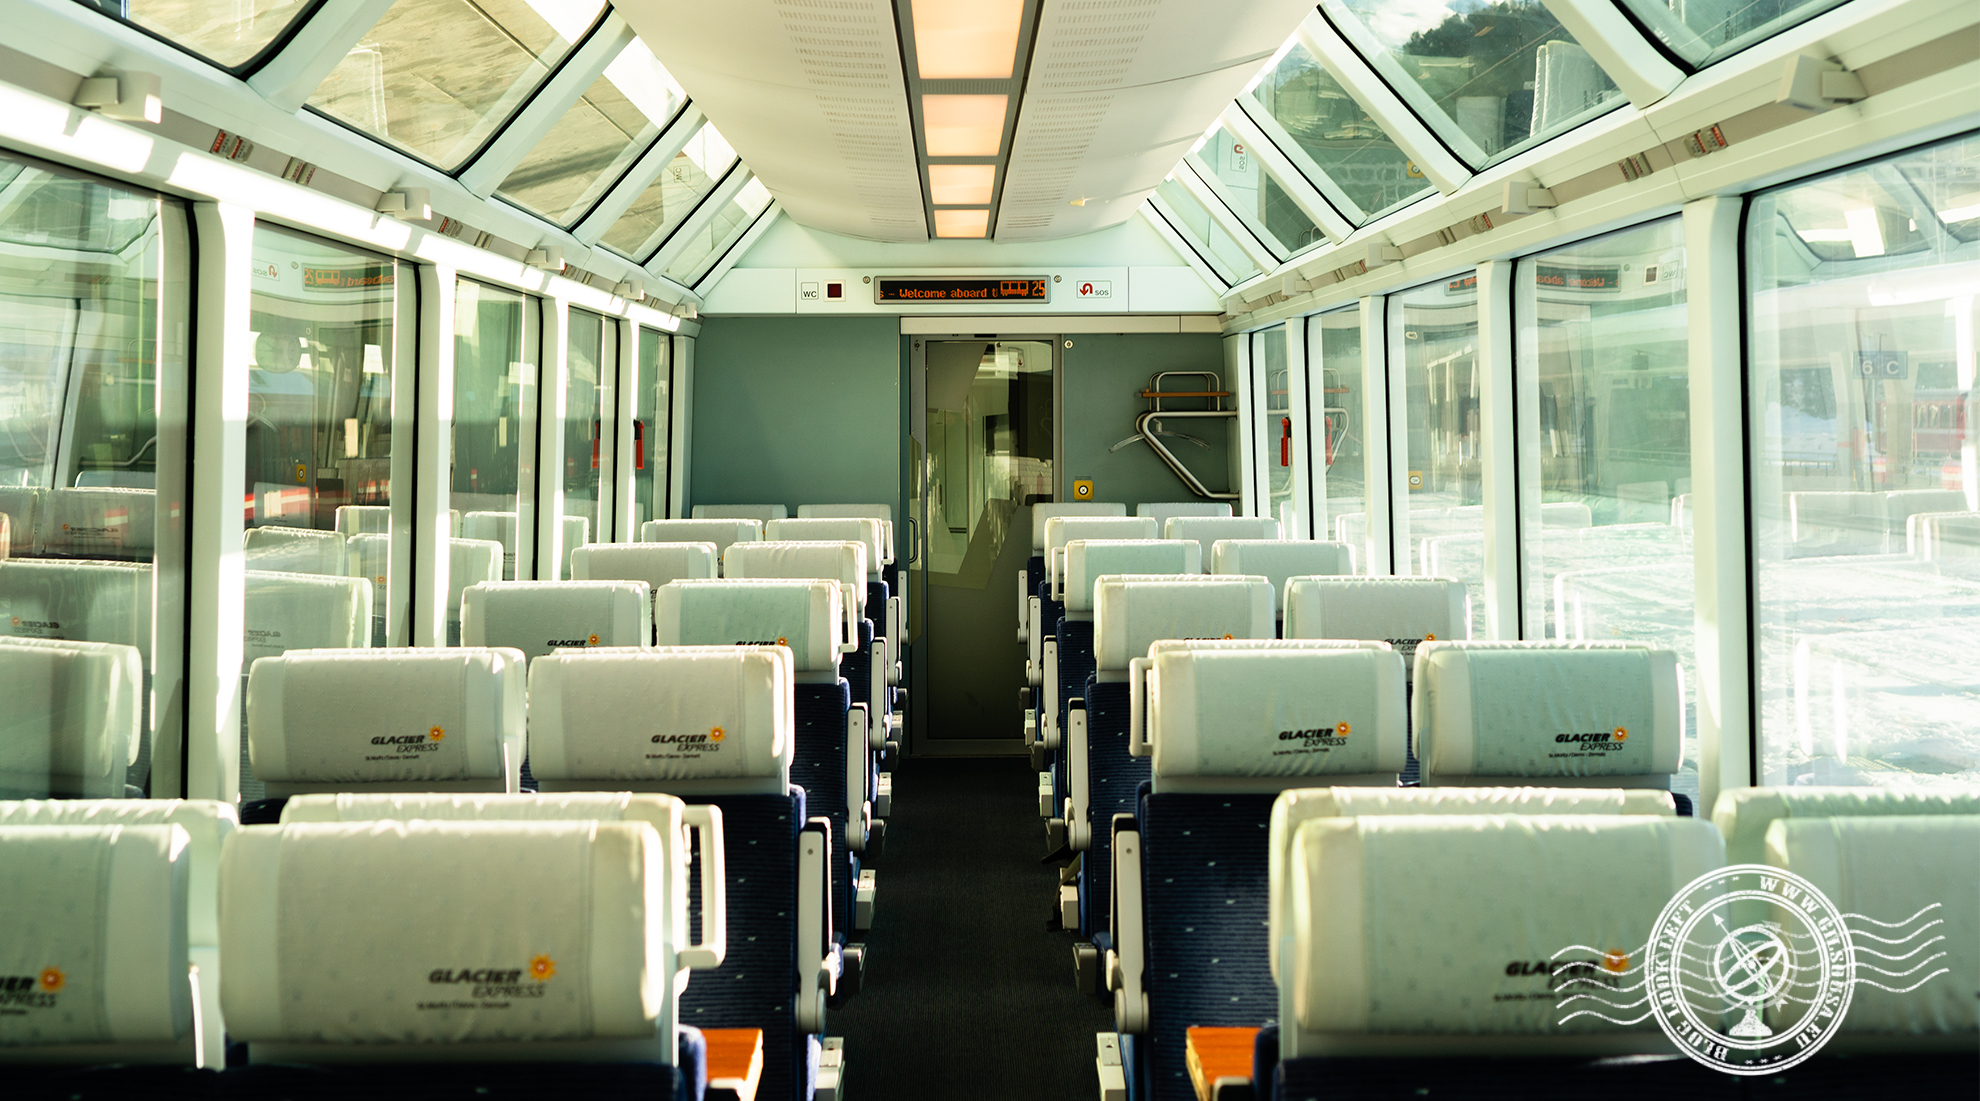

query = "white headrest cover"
[
  {"left": 1064, "top": 540, "right": 1199, "bottom": 612},
  {"left": 654, "top": 579, "right": 840, "bottom": 672},
  {"left": 460, "top": 581, "right": 651, "bottom": 661},
  {"left": 244, "top": 527, "right": 348, "bottom": 576},
  {"left": 1094, "top": 577, "right": 1275, "bottom": 671},
  {"left": 0, "top": 823, "right": 191, "bottom": 1044},
  {"left": 0, "top": 638, "right": 143, "bottom": 797},
  {"left": 1712, "top": 786, "right": 1980, "bottom": 866},
  {"left": 334, "top": 505, "right": 390, "bottom": 536},
  {"left": 0, "top": 559, "right": 156, "bottom": 660},
  {"left": 1136, "top": 501, "right": 1233, "bottom": 523},
  {"left": 1032, "top": 503, "right": 1127, "bottom": 552},
  {"left": 346, "top": 533, "right": 389, "bottom": 599},
  {"left": 797, "top": 504, "right": 893, "bottom": 522},
  {"left": 1043, "top": 515, "right": 1152, "bottom": 558},
  {"left": 246, "top": 648, "right": 524, "bottom": 786},
  {"left": 766, "top": 519, "right": 885, "bottom": 573},
  {"left": 281, "top": 792, "right": 688, "bottom": 829},
  {"left": 0, "top": 799, "right": 237, "bottom": 948},
  {"left": 1414, "top": 643, "right": 1681, "bottom": 780},
  {"left": 693, "top": 504, "right": 787, "bottom": 521},
  {"left": 1163, "top": 517, "right": 1280, "bottom": 570},
  {"left": 1212, "top": 541, "right": 1354, "bottom": 596},
  {"left": 460, "top": 511, "right": 518, "bottom": 546},
  {"left": 37, "top": 487, "right": 156, "bottom": 557},
  {"left": 244, "top": 571, "right": 372, "bottom": 671},
  {"left": 571, "top": 542, "right": 719, "bottom": 593},
  {"left": 219, "top": 820, "right": 668, "bottom": 1043},
  {"left": 724, "top": 541, "right": 867, "bottom": 588},
  {"left": 528, "top": 648, "right": 793, "bottom": 785},
  {"left": 1283, "top": 577, "right": 1468, "bottom": 651},
  {"left": 639, "top": 520, "right": 763, "bottom": 567},
  {"left": 1150, "top": 647, "right": 1406, "bottom": 781},
  {"left": 1765, "top": 815, "right": 1979, "bottom": 1037},
  {"left": 448, "top": 539, "right": 504, "bottom": 617},
  {"left": 1265, "top": 786, "right": 1677, "bottom": 981},
  {"left": 1289, "top": 816, "right": 1720, "bottom": 1039}
]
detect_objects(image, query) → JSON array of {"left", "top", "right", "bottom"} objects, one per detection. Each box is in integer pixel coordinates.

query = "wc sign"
[{"left": 1076, "top": 280, "right": 1111, "bottom": 300}]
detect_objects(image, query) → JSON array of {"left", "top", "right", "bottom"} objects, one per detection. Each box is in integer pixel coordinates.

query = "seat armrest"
[
  {"left": 796, "top": 819, "right": 838, "bottom": 1033},
  {"left": 1018, "top": 570, "right": 1031, "bottom": 644},
  {"left": 1041, "top": 639, "right": 1060, "bottom": 749},
  {"left": 846, "top": 705, "right": 870, "bottom": 853},
  {"left": 1066, "top": 699, "right": 1090, "bottom": 851},
  {"left": 1110, "top": 817, "right": 1147, "bottom": 1034}
]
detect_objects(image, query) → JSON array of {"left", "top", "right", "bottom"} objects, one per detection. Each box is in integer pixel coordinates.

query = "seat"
[
  {"left": 1034, "top": 517, "right": 1161, "bottom": 770},
  {"left": 242, "top": 571, "right": 372, "bottom": 672},
  {"left": 0, "top": 559, "right": 155, "bottom": 663},
  {"left": 35, "top": 487, "right": 156, "bottom": 561},
  {"left": 1210, "top": 540, "right": 1355, "bottom": 615},
  {"left": 0, "top": 486, "right": 41, "bottom": 556},
  {"left": 0, "top": 798, "right": 239, "bottom": 1068},
  {"left": 655, "top": 579, "right": 871, "bottom": 936},
  {"left": 243, "top": 526, "right": 349, "bottom": 576},
  {"left": 1283, "top": 576, "right": 1471, "bottom": 665},
  {"left": 459, "top": 580, "right": 652, "bottom": 662},
  {"left": 1061, "top": 576, "right": 1274, "bottom": 942},
  {"left": 1711, "top": 785, "right": 1980, "bottom": 865},
  {"left": 345, "top": 532, "right": 390, "bottom": 645},
  {"left": 693, "top": 504, "right": 788, "bottom": 522},
  {"left": 0, "top": 821, "right": 197, "bottom": 1068},
  {"left": 1765, "top": 814, "right": 1978, "bottom": 1048},
  {"left": 640, "top": 519, "right": 764, "bottom": 572},
  {"left": 0, "top": 639, "right": 142, "bottom": 799},
  {"left": 460, "top": 510, "right": 520, "bottom": 579},
  {"left": 1021, "top": 503, "right": 1127, "bottom": 649},
  {"left": 217, "top": 815, "right": 719, "bottom": 1095},
  {"left": 1161, "top": 516, "right": 1280, "bottom": 572},
  {"left": 570, "top": 541, "right": 718, "bottom": 629},
  {"left": 447, "top": 538, "right": 504, "bottom": 645},
  {"left": 1134, "top": 501, "right": 1233, "bottom": 526},
  {"left": 244, "top": 647, "right": 526, "bottom": 800},
  {"left": 332, "top": 505, "right": 390, "bottom": 536}
]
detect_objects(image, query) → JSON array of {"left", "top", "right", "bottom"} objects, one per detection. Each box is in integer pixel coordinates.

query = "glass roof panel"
[
  {"left": 1186, "top": 125, "right": 1324, "bottom": 258},
  {"left": 307, "top": 0, "right": 608, "bottom": 171},
  {"left": 1320, "top": 0, "right": 1624, "bottom": 167},
  {"left": 1153, "top": 177, "right": 1260, "bottom": 286},
  {"left": 74, "top": 0, "right": 315, "bottom": 69},
  {"left": 664, "top": 177, "right": 773, "bottom": 286},
  {"left": 599, "top": 124, "right": 739, "bottom": 261},
  {"left": 497, "top": 39, "right": 687, "bottom": 227},
  {"left": 1247, "top": 40, "right": 1435, "bottom": 223},
  {"left": 1618, "top": 0, "right": 1849, "bottom": 68}
]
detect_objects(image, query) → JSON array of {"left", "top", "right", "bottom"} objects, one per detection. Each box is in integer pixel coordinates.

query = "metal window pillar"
[
  {"left": 668, "top": 334, "right": 694, "bottom": 518},
  {"left": 1286, "top": 318, "right": 1316, "bottom": 539},
  {"left": 535, "top": 300, "right": 568, "bottom": 578},
  {"left": 1476, "top": 260, "right": 1519, "bottom": 640},
  {"left": 388, "top": 257, "right": 418, "bottom": 645},
  {"left": 1230, "top": 333, "right": 1256, "bottom": 515},
  {"left": 612, "top": 319, "right": 641, "bottom": 541},
  {"left": 412, "top": 264, "right": 457, "bottom": 647},
  {"left": 1361, "top": 297, "right": 1398, "bottom": 577}
]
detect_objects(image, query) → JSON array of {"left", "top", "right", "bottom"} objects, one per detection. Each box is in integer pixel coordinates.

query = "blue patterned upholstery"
[
  {"left": 1076, "top": 677, "right": 1146, "bottom": 939},
  {"left": 1136, "top": 792, "right": 1276, "bottom": 1101},
  {"left": 1052, "top": 617, "right": 1094, "bottom": 810},
  {"left": 791, "top": 680, "right": 857, "bottom": 934}
]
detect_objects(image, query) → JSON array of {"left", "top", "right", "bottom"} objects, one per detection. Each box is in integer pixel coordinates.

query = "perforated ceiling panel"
[
  {"left": 998, "top": 0, "right": 1314, "bottom": 239},
  {"left": 617, "top": 0, "right": 927, "bottom": 242}
]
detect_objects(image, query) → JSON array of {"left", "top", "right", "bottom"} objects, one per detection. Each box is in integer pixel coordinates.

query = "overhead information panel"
[{"left": 875, "top": 277, "right": 1050, "bottom": 304}]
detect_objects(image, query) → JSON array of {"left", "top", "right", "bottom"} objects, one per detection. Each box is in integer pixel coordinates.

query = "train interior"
[{"left": 0, "top": 0, "right": 1975, "bottom": 1098}]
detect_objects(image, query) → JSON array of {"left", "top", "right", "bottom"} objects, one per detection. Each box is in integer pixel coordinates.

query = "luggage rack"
[{"left": 1108, "top": 371, "right": 1239, "bottom": 500}]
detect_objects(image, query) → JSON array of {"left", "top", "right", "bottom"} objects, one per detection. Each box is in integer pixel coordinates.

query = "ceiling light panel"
[
  {"left": 934, "top": 208, "right": 991, "bottom": 237},
  {"left": 929, "top": 164, "right": 997, "bottom": 205},
  {"left": 911, "top": 0, "right": 1025, "bottom": 79},
  {"left": 923, "top": 94, "right": 1009, "bottom": 157}
]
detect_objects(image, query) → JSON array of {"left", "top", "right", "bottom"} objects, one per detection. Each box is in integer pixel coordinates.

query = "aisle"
[{"left": 828, "top": 756, "right": 1116, "bottom": 1100}]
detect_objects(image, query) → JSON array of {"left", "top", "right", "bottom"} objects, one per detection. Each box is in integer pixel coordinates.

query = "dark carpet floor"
[{"left": 829, "top": 755, "right": 1116, "bottom": 1101}]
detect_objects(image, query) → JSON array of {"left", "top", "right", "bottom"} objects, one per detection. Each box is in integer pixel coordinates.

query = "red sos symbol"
[{"left": 1081, "top": 283, "right": 1093, "bottom": 296}]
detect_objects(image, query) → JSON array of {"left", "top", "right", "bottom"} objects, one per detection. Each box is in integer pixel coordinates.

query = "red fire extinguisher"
[{"left": 1279, "top": 417, "right": 1292, "bottom": 467}]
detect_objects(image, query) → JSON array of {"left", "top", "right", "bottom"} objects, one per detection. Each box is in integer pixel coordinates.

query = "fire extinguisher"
[{"left": 1279, "top": 417, "right": 1292, "bottom": 467}]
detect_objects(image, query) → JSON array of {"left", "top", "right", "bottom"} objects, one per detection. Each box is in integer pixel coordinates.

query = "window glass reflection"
[
  {"left": 1392, "top": 273, "right": 1485, "bottom": 637},
  {"left": 1247, "top": 41, "right": 1435, "bottom": 222},
  {"left": 632, "top": 328, "right": 671, "bottom": 528},
  {"left": 1313, "top": 307, "right": 1372, "bottom": 570},
  {"left": 1255, "top": 327, "right": 1296, "bottom": 528},
  {"left": 1747, "top": 133, "right": 1980, "bottom": 792},
  {"left": 1152, "top": 178, "right": 1260, "bottom": 286},
  {"left": 308, "top": 0, "right": 607, "bottom": 170},
  {"left": 498, "top": 39, "right": 687, "bottom": 227},
  {"left": 1515, "top": 217, "right": 1697, "bottom": 802},
  {"left": 1187, "top": 127, "right": 1325, "bottom": 258},
  {"left": 561, "top": 309, "right": 612, "bottom": 575},
  {"left": 664, "top": 177, "right": 773, "bottom": 287},
  {"left": 601, "top": 124, "right": 738, "bottom": 261},
  {"left": 74, "top": 0, "right": 313, "bottom": 69},
  {"left": 1619, "top": 0, "right": 1849, "bottom": 68},
  {"left": 1321, "top": 0, "right": 1623, "bottom": 166},
  {"left": 452, "top": 281, "right": 537, "bottom": 619},
  {"left": 0, "top": 155, "right": 175, "bottom": 799}
]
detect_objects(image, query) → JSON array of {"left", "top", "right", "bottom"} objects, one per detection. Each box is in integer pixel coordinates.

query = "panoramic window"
[
  {"left": 1515, "top": 217, "right": 1697, "bottom": 800},
  {"left": 1321, "top": 0, "right": 1624, "bottom": 167},
  {"left": 632, "top": 328, "right": 671, "bottom": 528},
  {"left": 601, "top": 123, "right": 739, "bottom": 262},
  {"left": 452, "top": 281, "right": 538, "bottom": 607},
  {"left": 1151, "top": 177, "right": 1261, "bottom": 286},
  {"left": 1392, "top": 273, "right": 1486, "bottom": 637},
  {"left": 0, "top": 154, "right": 180, "bottom": 798},
  {"left": 74, "top": 0, "right": 313, "bottom": 69},
  {"left": 1310, "top": 306, "right": 1372, "bottom": 570},
  {"left": 1746, "top": 132, "right": 1980, "bottom": 792},
  {"left": 1187, "top": 126, "right": 1326, "bottom": 258},
  {"left": 308, "top": 0, "right": 608, "bottom": 170},
  {"left": 1254, "top": 327, "right": 1297, "bottom": 529},
  {"left": 1246, "top": 40, "right": 1435, "bottom": 223},
  {"left": 1619, "top": 0, "right": 1850, "bottom": 68},
  {"left": 663, "top": 177, "right": 773, "bottom": 287},
  {"left": 561, "top": 309, "right": 613, "bottom": 575},
  {"left": 498, "top": 39, "right": 687, "bottom": 227}
]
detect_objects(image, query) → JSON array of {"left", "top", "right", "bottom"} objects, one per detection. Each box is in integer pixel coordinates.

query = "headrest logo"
[
  {"left": 1223, "top": 633, "right": 1234, "bottom": 639},
  {"left": 1602, "top": 949, "right": 1630, "bottom": 973},
  {"left": 1278, "top": 724, "right": 1352, "bottom": 749},
  {"left": 38, "top": 967, "right": 63, "bottom": 993},
  {"left": 1425, "top": 632, "right": 1436, "bottom": 641},
  {"left": 528, "top": 955, "right": 555, "bottom": 982},
  {"left": 588, "top": 634, "right": 600, "bottom": 646},
  {"left": 1612, "top": 726, "right": 1628, "bottom": 742},
  {"left": 1335, "top": 722, "right": 1351, "bottom": 738},
  {"left": 777, "top": 636, "right": 788, "bottom": 646},
  {"left": 429, "top": 726, "right": 445, "bottom": 742},
  {"left": 709, "top": 726, "right": 726, "bottom": 743}
]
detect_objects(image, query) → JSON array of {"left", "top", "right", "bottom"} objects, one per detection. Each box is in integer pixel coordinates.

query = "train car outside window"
[
  {"left": 1746, "top": 132, "right": 1980, "bottom": 792},
  {"left": 1253, "top": 326, "right": 1295, "bottom": 528},
  {"left": 632, "top": 328, "right": 671, "bottom": 527},
  {"left": 452, "top": 280, "right": 539, "bottom": 599},
  {"left": 1246, "top": 41, "right": 1436, "bottom": 225},
  {"left": 562, "top": 308, "right": 613, "bottom": 573},
  {"left": 1515, "top": 216, "right": 1697, "bottom": 801},
  {"left": 1392, "top": 273, "right": 1486, "bottom": 637},
  {"left": 1311, "top": 306, "right": 1372, "bottom": 570}
]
